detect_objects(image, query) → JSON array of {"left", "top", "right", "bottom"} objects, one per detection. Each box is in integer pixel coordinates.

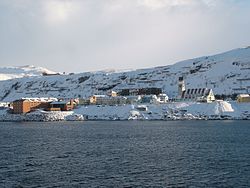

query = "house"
[
  {"left": 182, "top": 88, "right": 215, "bottom": 103},
  {"left": 48, "top": 99, "right": 75, "bottom": 111},
  {"left": 12, "top": 98, "right": 57, "bottom": 114},
  {"left": 107, "top": 90, "right": 117, "bottom": 97},
  {"left": 157, "top": 94, "right": 169, "bottom": 103},
  {"left": 138, "top": 88, "right": 162, "bottom": 95},
  {"left": 177, "top": 77, "right": 215, "bottom": 103},
  {"left": 111, "top": 96, "right": 127, "bottom": 105},
  {"left": 62, "top": 98, "right": 79, "bottom": 105},
  {"left": 0, "top": 102, "right": 10, "bottom": 108},
  {"left": 89, "top": 95, "right": 107, "bottom": 105},
  {"left": 78, "top": 98, "right": 91, "bottom": 105},
  {"left": 140, "top": 94, "right": 169, "bottom": 104},
  {"left": 89, "top": 95, "right": 127, "bottom": 105},
  {"left": 237, "top": 94, "right": 250, "bottom": 103}
]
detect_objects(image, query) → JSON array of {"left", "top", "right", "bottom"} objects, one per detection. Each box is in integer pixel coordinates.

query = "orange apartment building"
[
  {"left": 13, "top": 98, "right": 51, "bottom": 114},
  {"left": 12, "top": 98, "right": 75, "bottom": 114}
]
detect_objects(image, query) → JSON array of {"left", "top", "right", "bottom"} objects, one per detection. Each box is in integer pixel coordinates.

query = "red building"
[
  {"left": 12, "top": 98, "right": 56, "bottom": 114},
  {"left": 12, "top": 98, "right": 75, "bottom": 114}
]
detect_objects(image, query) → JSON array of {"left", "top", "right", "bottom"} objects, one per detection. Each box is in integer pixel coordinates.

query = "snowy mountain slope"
[
  {"left": 0, "top": 47, "right": 250, "bottom": 101},
  {"left": 0, "top": 65, "right": 57, "bottom": 81}
]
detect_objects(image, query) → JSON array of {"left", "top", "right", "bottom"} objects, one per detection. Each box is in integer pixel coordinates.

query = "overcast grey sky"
[{"left": 0, "top": 0, "right": 250, "bottom": 72}]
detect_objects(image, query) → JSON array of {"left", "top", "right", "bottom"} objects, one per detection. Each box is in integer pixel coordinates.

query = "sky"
[{"left": 0, "top": 0, "right": 250, "bottom": 73}]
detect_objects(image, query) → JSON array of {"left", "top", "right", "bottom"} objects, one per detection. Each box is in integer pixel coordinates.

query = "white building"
[
  {"left": 237, "top": 94, "right": 250, "bottom": 103},
  {"left": 107, "top": 90, "right": 117, "bottom": 97},
  {"left": 157, "top": 94, "right": 169, "bottom": 103},
  {"left": 0, "top": 102, "right": 10, "bottom": 107},
  {"left": 182, "top": 88, "right": 215, "bottom": 103},
  {"left": 178, "top": 77, "right": 215, "bottom": 103}
]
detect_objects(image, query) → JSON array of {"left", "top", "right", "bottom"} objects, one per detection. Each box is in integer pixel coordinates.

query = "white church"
[{"left": 178, "top": 77, "right": 215, "bottom": 103}]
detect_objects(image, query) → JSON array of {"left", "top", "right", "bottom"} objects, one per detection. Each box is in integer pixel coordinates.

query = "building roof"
[
  {"left": 182, "top": 88, "right": 213, "bottom": 97},
  {"left": 93, "top": 95, "right": 108, "bottom": 98},
  {"left": 238, "top": 94, "right": 250, "bottom": 98},
  {"left": 14, "top": 97, "right": 58, "bottom": 102}
]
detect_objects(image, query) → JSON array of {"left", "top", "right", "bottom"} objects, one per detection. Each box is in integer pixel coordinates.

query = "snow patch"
[{"left": 0, "top": 65, "right": 57, "bottom": 81}]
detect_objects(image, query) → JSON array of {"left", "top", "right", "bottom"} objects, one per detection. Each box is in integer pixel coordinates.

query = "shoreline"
[{"left": 0, "top": 101, "right": 249, "bottom": 122}]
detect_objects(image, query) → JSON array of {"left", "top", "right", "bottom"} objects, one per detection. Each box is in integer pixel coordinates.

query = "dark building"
[
  {"left": 48, "top": 100, "right": 75, "bottom": 111},
  {"left": 119, "top": 88, "right": 162, "bottom": 96}
]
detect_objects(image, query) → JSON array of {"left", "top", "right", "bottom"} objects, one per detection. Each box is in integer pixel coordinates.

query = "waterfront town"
[{"left": 0, "top": 77, "right": 249, "bottom": 121}]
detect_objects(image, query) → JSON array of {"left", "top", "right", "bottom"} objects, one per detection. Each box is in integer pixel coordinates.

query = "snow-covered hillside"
[
  {"left": 0, "top": 65, "right": 57, "bottom": 81},
  {"left": 0, "top": 47, "right": 250, "bottom": 101}
]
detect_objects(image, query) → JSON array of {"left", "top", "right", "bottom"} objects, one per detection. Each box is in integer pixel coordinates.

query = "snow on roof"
[
  {"left": 93, "top": 95, "right": 107, "bottom": 98},
  {"left": 21, "top": 97, "right": 58, "bottom": 102},
  {"left": 238, "top": 94, "right": 250, "bottom": 98},
  {"left": 136, "top": 105, "right": 147, "bottom": 108}
]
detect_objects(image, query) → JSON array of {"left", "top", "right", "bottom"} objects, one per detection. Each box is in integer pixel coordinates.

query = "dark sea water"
[{"left": 0, "top": 121, "right": 250, "bottom": 188}]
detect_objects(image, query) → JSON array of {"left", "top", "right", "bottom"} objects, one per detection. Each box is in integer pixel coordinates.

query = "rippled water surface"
[{"left": 0, "top": 121, "right": 250, "bottom": 187}]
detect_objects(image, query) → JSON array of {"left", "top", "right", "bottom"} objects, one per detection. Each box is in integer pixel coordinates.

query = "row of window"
[{"left": 185, "top": 88, "right": 206, "bottom": 95}]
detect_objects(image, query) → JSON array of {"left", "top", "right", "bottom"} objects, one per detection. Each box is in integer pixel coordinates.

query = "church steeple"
[{"left": 178, "top": 77, "right": 186, "bottom": 98}]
